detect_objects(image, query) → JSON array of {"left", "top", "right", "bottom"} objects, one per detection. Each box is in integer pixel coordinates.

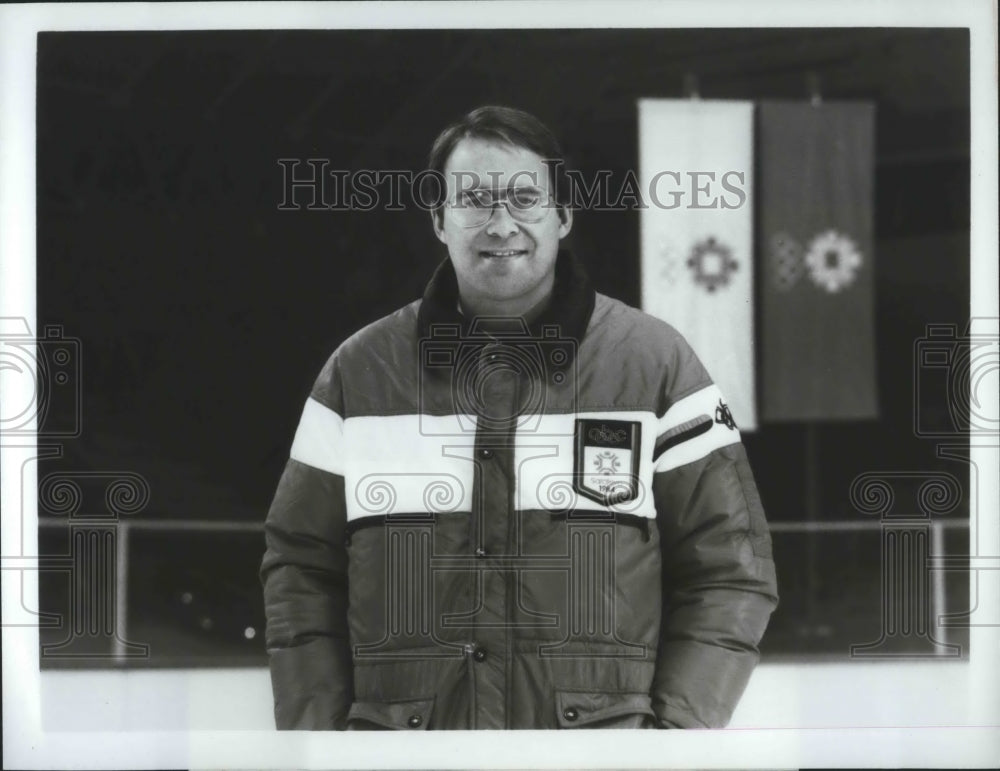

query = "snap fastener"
[
  {"left": 474, "top": 546, "right": 488, "bottom": 558},
  {"left": 478, "top": 448, "right": 494, "bottom": 459},
  {"left": 562, "top": 707, "right": 579, "bottom": 722},
  {"left": 472, "top": 647, "right": 487, "bottom": 662},
  {"left": 407, "top": 714, "right": 422, "bottom": 728}
]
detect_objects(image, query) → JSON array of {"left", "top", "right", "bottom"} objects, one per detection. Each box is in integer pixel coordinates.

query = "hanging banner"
[
  {"left": 638, "top": 99, "right": 757, "bottom": 430},
  {"left": 758, "top": 101, "right": 878, "bottom": 421}
]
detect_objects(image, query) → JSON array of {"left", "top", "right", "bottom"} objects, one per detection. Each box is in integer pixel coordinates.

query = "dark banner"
[{"left": 759, "top": 100, "right": 878, "bottom": 421}]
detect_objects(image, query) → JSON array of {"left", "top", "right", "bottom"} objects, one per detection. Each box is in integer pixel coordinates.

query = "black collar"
[{"left": 416, "top": 249, "right": 596, "bottom": 344}]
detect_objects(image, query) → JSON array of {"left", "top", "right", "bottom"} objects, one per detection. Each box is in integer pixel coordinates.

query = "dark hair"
[{"left": 426, "top": 105, "right": 568, "bottom": 222}]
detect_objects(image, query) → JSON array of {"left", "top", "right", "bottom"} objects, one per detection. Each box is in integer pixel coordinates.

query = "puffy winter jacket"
[{"left": 260, "top": 250, "right": 777, "bottom": 730}]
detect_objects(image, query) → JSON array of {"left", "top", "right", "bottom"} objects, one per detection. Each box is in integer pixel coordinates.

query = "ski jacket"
[{"left": 260, "top": 251, "right": 778, "bottom": 730}]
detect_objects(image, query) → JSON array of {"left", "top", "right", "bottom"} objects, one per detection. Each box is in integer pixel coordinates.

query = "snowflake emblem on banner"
[
  {"left": 769, "top": 231, "right": 804, "bottom": 291},
  {"left": 804, "top": 230, "right": 863, "bottom": 292},
  {"left": 686, "top": 237, "right": 738, "bottom": 292}
]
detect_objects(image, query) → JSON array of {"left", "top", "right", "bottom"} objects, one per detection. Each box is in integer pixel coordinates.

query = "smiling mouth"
[{"left": 479, "top": 249, "right": 528, "bottom": 258}]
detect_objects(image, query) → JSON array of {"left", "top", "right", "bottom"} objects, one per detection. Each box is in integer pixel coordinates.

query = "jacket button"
[
  {"left": 474, "top": 547, "right": 488, "bottom": 558},
  {"left": 478, "top": 448, "right": 494, "bottom": 459},
  {"left": 563, "top": 707, "right": 579, "bottom": 722},
  {"left": 472, "top": 647, "right": 487, "bottom": 662},
  {"left": 407, "top": 714, "right": 422, "bottom": 728}
]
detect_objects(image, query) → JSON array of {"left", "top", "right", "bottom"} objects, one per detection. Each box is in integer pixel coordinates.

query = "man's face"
[{"left": 433, "top": 137, "right": 572, "bottom": 315}]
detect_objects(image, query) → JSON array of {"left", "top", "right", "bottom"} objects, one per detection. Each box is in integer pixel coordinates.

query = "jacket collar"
[{"left": 416, "top": 249, "right": 596, "bottom": 343}]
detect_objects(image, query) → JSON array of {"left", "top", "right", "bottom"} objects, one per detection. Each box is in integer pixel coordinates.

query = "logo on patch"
[
  {"left": 574, "top": 419, "right": 641, "bottom": 505},
  {"left": 593, "top": 450, "right": 621, "bottom": 474}
]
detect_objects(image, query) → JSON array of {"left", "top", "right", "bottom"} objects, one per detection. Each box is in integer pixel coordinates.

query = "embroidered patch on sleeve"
[{"left": 573, "top": 419, "right": 642, "bottom": 505}]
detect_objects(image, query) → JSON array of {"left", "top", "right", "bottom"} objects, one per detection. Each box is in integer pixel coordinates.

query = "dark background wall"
[{"left": 36, "top": 28, "right": 970, "bottom": 664}]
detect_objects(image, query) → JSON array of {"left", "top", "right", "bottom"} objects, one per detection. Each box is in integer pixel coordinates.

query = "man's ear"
[
  {"left": 431, "top": 207, "right": 447, "bottom": 244},
  {"left": 557, "top": 204, "right": 573, "bottom": 239}
]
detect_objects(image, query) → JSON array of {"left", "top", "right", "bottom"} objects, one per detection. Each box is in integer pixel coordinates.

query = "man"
[{"left": 260, "top": 105, "right": 778, "bottom": 730}]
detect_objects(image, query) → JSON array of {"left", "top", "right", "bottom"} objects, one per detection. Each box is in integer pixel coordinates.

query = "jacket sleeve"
[
  {"left": 649, "top": 348, "right": 778, "bottom": 729},
  {"left": 259, "top": 355, "right": 353, "bottom": 730}
]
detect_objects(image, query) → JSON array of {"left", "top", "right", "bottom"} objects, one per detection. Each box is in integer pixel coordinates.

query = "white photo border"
[{"left": 2, "top": 1, "right": 997, "bottom": 768}]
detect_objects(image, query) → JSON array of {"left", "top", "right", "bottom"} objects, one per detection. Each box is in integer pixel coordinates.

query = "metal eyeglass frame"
[{"left": 443, "top": 186, "right": 556, "bottom": 228}]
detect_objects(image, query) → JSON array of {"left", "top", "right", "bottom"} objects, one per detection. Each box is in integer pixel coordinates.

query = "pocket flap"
[
  {"left": 555, "top": 690, "right": 655, "bottom": 728},
  {"left": 346, "top": 697, "right": 435, "bottom": 730}
]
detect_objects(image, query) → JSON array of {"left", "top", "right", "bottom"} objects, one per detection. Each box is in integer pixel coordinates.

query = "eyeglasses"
[{"left": 444, "top": 186, "right": 554, "bottom": 228}]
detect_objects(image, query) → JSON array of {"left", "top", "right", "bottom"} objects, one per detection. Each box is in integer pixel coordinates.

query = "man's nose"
[{"left": 485, "top": 202, "right": 520, "bottom": 237}]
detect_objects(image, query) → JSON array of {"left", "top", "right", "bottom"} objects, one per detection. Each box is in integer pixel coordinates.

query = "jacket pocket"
[
  {"left": 345, "top": 696, "right": 435, "bottom": 730},
  {"left": 555, "top": 690, "right": 656, "bottom": 729}
]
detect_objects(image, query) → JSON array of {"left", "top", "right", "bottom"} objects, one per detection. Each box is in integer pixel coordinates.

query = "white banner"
[{"left": 638, "top": 99, "right": 757, "bottom": 430}]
